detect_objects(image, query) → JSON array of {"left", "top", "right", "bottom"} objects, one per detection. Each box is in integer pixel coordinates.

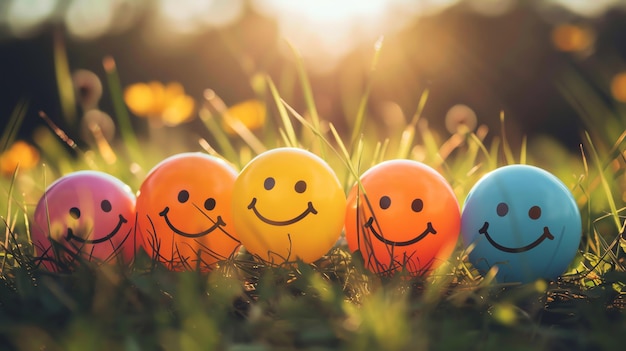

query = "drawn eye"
[
  {"left": 264, "top": 177, "right": 275, "bottom": 190},
  {"left": 528, "top": 206, "right": 541, "bottom": 220},
  {"left": 379, "top": 196, "right": 391, "bottom": 210},
  {"left": 178, "top": 190, "right": 189, "bottom": 203},
  {"left": 294, "top": 180, "right": 307, "bottom": 193},
  {"left": 204, "top": 198, "right": 216, "bottom": 211},
  {"left": 101, "top": 200, "right": 112, "bottom": 213},
  {"left": 497, "top": 202, "right": 508, "bottom": 217},
  {"left": 69, "top": 207, "right": 81, "bottom": 219},
  {"left": 411, "top": 199, "right": 423, "bottom": 212}
]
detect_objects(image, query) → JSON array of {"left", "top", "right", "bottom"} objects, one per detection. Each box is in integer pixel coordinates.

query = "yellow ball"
[{"left": 232, "top": 147, "right": 346, "bottom": 264}]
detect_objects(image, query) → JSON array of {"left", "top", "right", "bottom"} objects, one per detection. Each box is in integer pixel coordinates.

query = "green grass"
[{"left": 0, "top": 37, "right": 625, "bottom": 351}]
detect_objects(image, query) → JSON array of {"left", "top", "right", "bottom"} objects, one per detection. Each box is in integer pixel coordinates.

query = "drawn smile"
[
  {"left": 478, "top": 221, "right": 554, "bottom": 253},
  {"left": 247, "top": 197, "right": 318, "bottom": 226},
  {"left": 66, "top": 214, "right": 128, "bottom": 244},
  {"left": 365, "top": 217, "right": 437, "bottom": 246},
  {"left": 159, "top": 207, "right": 226, "bottom": 238}
]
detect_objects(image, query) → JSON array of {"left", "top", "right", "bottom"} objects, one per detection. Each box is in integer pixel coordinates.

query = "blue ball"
[{"left": 461, "top": 165, "right": 581, "bottom": 283}]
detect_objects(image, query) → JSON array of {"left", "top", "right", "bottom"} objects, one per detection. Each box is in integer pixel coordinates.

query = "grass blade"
[
  {"left": 468, "top": 130, "right": 493, "bottom": 169},
  {"left": 520, "top": 135, "right": 527, "bottom": 165},
  {"left": 198, "top": 108, "right": 240, "bottom": 168},
  {"left": 281, "top": 99, "right": 359, "bottom": 183},
  {"left": 0, "top": 100, "right": 28, "bottom": 153},
  {"left": 267, "top": 76, "right": 297, "bottom": 147},
  {"left": 500, "top": 111, "right": 515, "bottom": 165},
  {"left": 287, "top": 41, "right": 325, "bottom": 158},
  {"left": 397, "top": 89, "right": 429, "bottom": 159},
  {"left": 1, "top": 166, "right": 18, "bottom": 270},
  {"left": 202, "top": 90, "right": 266, "bottom": 158},
  {"left": 584, "top": 131, "right": 621, "bottom": 231}
]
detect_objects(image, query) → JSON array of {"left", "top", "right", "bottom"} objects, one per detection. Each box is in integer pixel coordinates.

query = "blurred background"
[{"left": 2, "top": 0, "right": 626, "bottom": 159}]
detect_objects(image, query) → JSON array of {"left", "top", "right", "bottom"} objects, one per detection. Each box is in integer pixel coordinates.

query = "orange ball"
[
  {"left": 345, "top": 160, "right": 460, "bottom": 276},
  {"left": 136, "top": 153, "right": 240, "bottom": 270}
]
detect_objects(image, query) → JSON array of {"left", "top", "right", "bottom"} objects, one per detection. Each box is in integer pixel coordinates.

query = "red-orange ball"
[
  {"left": 136, "top": 153, "right": 240, "bottom": 271},
  {"left": 345, "top": 160, "right": 460, "bottom": 276}
]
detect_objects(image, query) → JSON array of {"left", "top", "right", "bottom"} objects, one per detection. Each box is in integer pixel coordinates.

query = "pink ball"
[{"left": 31, "top": 171, "right": 136, "bottom": 270}]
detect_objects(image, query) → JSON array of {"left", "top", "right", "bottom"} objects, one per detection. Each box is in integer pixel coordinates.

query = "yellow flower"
[
  {"left": 124, "top": 82, "right": 155, "bottom": 117},
  {"left": 162, "top": 94, "right": 196, "bottom": 126},
  {"left": 0, "top": 140, "right": 40, "bottom": 176},
  {"left": 123, "top": 81, "right": 196, "bottom": 126},
  {"left": 221, "top": 99, "right": 266, "bottom": 135},
  {"left": 551, "top": 24, "right": 594, "bottom": 53}
]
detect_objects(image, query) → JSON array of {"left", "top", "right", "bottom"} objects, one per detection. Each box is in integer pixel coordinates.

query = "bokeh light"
[
  {"left": 155, "top": 0, "right": 244, "bottom": 34},
  {"left": 548, "top": 0, "right": 623, "bottom": 17},
  {"left": 465, "top": 0, "right": 517, "bottom": 17},
  {"left": 0, "top": 140, "right": 40, "bottom": 176},
  {"left": 6, "top": 0, "right": 58, "bottom": 38},
  {"left": 65, "top": 0, "right": 114, "bottom": 40},
  {"left": 610, "top": 72, "right": 626, "bottom": 103},
  {"left": 222, "top": 99, "right": 266, "bottom": 135},
  {"left": 551, "top": 24, "right": 595, "bottom": 53},
  {"left": 65, "top": 0, "right": 145, "bottom": 40}
]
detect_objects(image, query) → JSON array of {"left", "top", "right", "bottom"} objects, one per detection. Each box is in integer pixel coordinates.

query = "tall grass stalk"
[
  {"left": 102, "top": 56, "right": 141, "bottom": 164},
  {"left": 53, "top": 30, "right": 76, "bottom": 127},
  {"left": 348, "top": 37, "right": 384, "bottom": 154},
  {"left": 287, "top": 41, "right": 326, "bottom": 158}
]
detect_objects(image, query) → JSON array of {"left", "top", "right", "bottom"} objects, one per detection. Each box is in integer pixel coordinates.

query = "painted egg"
[
  {"left": 232, "top": 148, "right": 346, "bottom": 264},
  {"left": 461, "top": 164, "right": 582, "bottom": 283},
  {"left": 136, "top": 153, "right": 240, "bottom": 271},
  {"left": 32, "top": 170, "right": 136, "bottom": 270},
  {"left": 345, "top": 159, "right": 461, "bottom": 276}
]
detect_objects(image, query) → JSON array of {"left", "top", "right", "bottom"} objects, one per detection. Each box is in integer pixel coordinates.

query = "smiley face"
[
  {"left": 65, "top": 200, "right": 129, "bottom": 244},
  {"left": 477, "top": 203, "right": 554, "bottom": 253},
  {"left": 136, "top": 153, "right": 240, "bottom": 271},
  {"left": 247, "top": 176, "right": 318, "bottom": 225},
  {"left": 345, "top": 160, "right": 461, "bottom": 276},
  {"left": 364, "top": 195, "right": 437, "bottom": 247},
  {"left": 158, "top": 189, "right": 226, "bottom": 238},
  {"left": 461, "top": 165, "right": 582, "bottom": 283},
  {"left": 232, "top": 148, "right": 346, "bottom": 264},
  {"left": 32, "top": 171, "right": 136, "bottom": 270}
]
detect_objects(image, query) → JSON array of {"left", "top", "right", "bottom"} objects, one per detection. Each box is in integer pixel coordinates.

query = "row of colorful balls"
[{"left": 31, "top": 147, "right": 581, "bottom": 284}]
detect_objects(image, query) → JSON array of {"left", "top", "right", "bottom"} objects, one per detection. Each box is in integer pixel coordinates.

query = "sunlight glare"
[
  {"left": 253, "top": 0, "right": 390, "bottom": 72},
  {"left": 252, "top": 0, "right": 463, "bottom": 73},
  {"left": 201, "top": 0, "right": 244, "bottom": 27},
  {"left": 271, "top": 0, "right": 387, "bottom": 24}
]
